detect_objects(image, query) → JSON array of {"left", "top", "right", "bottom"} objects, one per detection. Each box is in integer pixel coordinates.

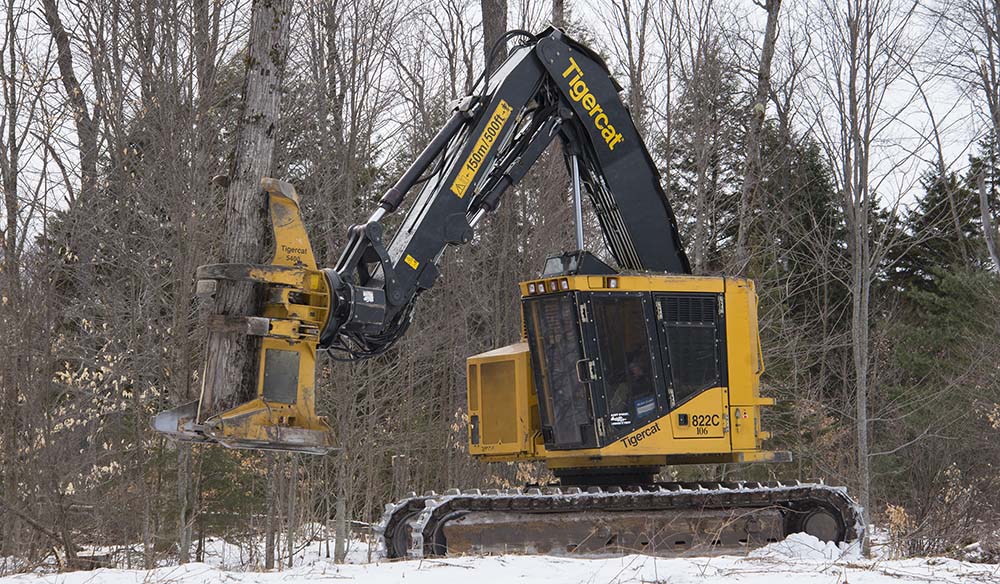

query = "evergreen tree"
[{"left": 663, "top": 36, "right": 746, "bottom": 273}]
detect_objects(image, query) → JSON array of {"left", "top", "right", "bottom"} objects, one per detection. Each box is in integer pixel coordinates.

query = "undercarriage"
[{"left": 379, "top": 481, "right": 862, "bottom": 559}]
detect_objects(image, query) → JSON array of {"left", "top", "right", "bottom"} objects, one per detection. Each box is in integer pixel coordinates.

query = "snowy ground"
[{"left": 1, "top": 534, "right": 997, "bottom": 584}]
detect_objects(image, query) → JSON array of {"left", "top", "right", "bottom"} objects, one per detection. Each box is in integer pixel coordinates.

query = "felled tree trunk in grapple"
[{"left": 200, "top": 0, "right": 293, "bottom": 416}]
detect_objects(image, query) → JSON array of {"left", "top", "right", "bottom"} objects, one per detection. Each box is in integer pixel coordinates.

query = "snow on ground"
[{"left": 1, "top": 534, "right": 998, "bottom": 584}]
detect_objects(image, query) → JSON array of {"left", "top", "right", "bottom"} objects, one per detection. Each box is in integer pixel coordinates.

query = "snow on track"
[{"left": 1, "top": 534, "right": 997, "bottom": 584}]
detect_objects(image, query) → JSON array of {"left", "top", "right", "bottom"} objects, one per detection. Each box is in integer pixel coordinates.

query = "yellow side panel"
[
  {"left": 670, "top": 388, "right": 727, "bottom": 439},
  {"left": 538, "top": 388, "right": 733, "bottom": 460},
  {"left": 480, "top": 361, "right": 518, "bottom": 445},
  {"left": 729, "top": 405, "right": 759, "bottom": 451},
  {"left": 723, "top": 278, "right": 770, "bottom": 452},
  {"left": 467, "top": 364, "right": 479, "bottom": 411},
  {"left": 467, "top": 342, "right": 539, "bottom": 458},
  {"left": 723, "top": 280, "right": 754, "bottom": 407}
]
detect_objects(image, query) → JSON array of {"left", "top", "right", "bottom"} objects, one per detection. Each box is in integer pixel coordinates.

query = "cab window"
[
  {"left": 592, "top": 295, "right": 660, "bottom": 430},
  {"left": 658, "top": 295, "right": 723, "bottom": 404}
]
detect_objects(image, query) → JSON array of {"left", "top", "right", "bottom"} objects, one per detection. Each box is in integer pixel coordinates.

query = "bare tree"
[
  {"left": 979, "top": 169, "right": 1000, "bottom": 269},
  {"left": 552, "top": 0, "right": 565, "bottom": 27},
  {"left": 666, "top": 0, "right": 742, "bottom": 273},
  {"left": 735, "top": 0, "right": 782, "bottom": 272},
  {"left": 938, "top": 0, "right": 1000, "bottom": 271},
  {"left": 41, "top": 0, "right": 98, "bottom": 205},
  {"left": 808, "top": 0, "right": 922, "bottom": 550},
  {"left": 606, "top": 0, "right": 655, "bottom": 132},
  {"left": 481, "top": 0, "right": 508, "bottom": 64}
]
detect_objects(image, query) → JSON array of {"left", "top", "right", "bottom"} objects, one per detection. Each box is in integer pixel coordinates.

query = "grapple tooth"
[
  {"left": 606, "top": 486, "right": 622, "bottom": 493},
  {"left": 565, "top": 487, "right": 581, "bottom": 495},
  {"left": 406, "top": 491, "right": 417, "bottom": 498},
  {"left": 462, "top": 488, "right": 481, "bottom": 495},
  {"left": 525, "top": 487, "right": 541, "bottom": 495},
  {"left": 445, "top": 488, "right": 461, "bottom": 496},
  {"left": 586, "top": 486, "right": 602, "bottom": 494},
  {"left": 484, "top": 489, "right": 500, "bottom": 495},
  {"left": 424, "top": 490, "right": 437, "bottom": 496}
]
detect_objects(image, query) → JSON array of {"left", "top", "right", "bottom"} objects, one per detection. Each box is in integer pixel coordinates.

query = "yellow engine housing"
[{"left": 467, "top": 273, "right": 787, "bottom": 475}]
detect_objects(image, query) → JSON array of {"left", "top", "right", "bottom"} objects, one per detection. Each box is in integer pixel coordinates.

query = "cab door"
[
  {"left": 523, "top": 293, "right": 599, "bottom": 450},
  {"left": 584, "top": 292, "right": 669, "bottom": 443}
]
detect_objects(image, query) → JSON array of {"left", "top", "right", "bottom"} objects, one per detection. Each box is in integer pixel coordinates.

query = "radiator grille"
[{"left": 663, "top": 296, "right": 717, "bottom": 324}]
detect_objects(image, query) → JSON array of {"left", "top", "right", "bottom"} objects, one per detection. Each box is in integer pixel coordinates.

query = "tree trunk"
[
  {"left": 143, "top": 479, "right": 153, "bottom": 569},
  {"left": 735, "top": 0, "right": 781, "bottom": 273},
  {"left": 41, "top": 0, "right": 98, "bottom": 205},
  {"left": 851, "top": 241, "right": 872, "bottom": 551},
  {"left": 177, "top": 445, "right": 192, "bottom": 563},
  {"left": 265, "top": 453, "right": 276, "bottom": 569},
  {"left": 286, "top": 454, "right": 297, "bottom": 568},
  {"left": 481, "top": 0, "right": 508, "bottom": 67},
  {"left": 334, "top": 453, "right": 348, "bottom": 564},
  {"left": 199, "top": 0, "right": 294, "bottom": 415},
  {"left": 978, "top": 170, "right": 1000, "bottom": 272},
  {"left": 552, "top": 0, "right": 565, "bottom": 27},
  {"left": 334, "top": 497, "right": 347, "bottom": 563}
]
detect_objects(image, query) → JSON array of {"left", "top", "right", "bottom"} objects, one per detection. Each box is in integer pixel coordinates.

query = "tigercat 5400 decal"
[
  {"left": 450, "top": 100, "right": 513, "bottom": 198},
  {"left": 562, "top": 57, "right": 624, "bottom": 151}
]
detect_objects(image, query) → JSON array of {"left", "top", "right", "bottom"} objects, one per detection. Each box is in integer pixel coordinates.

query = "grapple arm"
[{"left": 152, "top": 179, "right": 336, "bottom": 454}]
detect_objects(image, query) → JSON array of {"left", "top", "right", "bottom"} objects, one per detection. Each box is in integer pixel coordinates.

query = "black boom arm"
[{"left": 320, "top": 28, "right": 691, "bottom": 359}]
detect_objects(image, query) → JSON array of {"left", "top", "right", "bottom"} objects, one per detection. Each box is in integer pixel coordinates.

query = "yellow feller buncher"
[{"left": 154, "top": 28, "right": 862, "bottom": 558}]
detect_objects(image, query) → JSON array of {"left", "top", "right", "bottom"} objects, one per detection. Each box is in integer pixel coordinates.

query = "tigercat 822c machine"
[{"left": 153, "top": 27, "right": 862, "bottom": 558}]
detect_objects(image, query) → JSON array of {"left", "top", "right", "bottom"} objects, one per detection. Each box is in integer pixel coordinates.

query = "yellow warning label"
[
  {"left": 404, "top": 254, "right": 420, "bottom": 270},
  {"left": 450, "top": 100, "right": 512, "bottom": 198}
]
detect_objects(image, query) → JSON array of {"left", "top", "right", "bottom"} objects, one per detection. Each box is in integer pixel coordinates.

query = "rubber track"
[{"left": 377, "top": 481, "right": 863, "bottom": 558}]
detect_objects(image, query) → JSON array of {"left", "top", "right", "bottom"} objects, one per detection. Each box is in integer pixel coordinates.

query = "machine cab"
[
  {"left": 522, "top": 252, "right": 728, "bottom": 450},
  {"left": 466, "top": 251, "right": 779, "bottom": 466}
]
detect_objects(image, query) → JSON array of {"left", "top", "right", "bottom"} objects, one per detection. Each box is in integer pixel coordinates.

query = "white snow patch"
[
  {"left": 748, "top": 532, "right": 861, "bottom": 561},
  {"left": 193, "top": 534, "right": 379, "bottom": 570},
  {"left": 2, "top": 534, "right": 998, "bottom": 584}
]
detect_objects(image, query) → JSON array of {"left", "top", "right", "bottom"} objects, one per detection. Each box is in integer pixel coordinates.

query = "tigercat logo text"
[
  {"left": 562, "top": 57, "right": 624, "bottom": 151},
  {"left": 450, "top": 100, "right": 512, "bottom": 198},
  {"left": 620, "top": 422, "right": 660, "bottom": 449}
]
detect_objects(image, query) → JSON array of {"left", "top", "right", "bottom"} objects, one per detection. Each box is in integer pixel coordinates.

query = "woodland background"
[{"left": 2, "top": 0, "right": 1000, "bottom": 572}]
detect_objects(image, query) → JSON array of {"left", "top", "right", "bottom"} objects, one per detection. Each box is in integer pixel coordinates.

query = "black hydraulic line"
[
  {"left": 478, "top": 29, "right": 536, "bottom": 90},
  {"left": 379, "top": 108, "right": 472, "bottom": 213},
  {"left": 474, "top": 113, "right": 562, "bottom": 213}
]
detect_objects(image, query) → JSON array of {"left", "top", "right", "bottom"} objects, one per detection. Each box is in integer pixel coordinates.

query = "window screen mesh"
[
  {"left": 525, "top": 295, "right": 592, "bottom": 448},
  {"left": 661, "top": 295, "right": 722, "bottom": 403}
]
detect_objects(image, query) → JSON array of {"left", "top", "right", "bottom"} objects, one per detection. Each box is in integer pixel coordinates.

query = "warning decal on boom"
[{"left": 451, "top": 100, "right": 512, "bottom": 198}]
